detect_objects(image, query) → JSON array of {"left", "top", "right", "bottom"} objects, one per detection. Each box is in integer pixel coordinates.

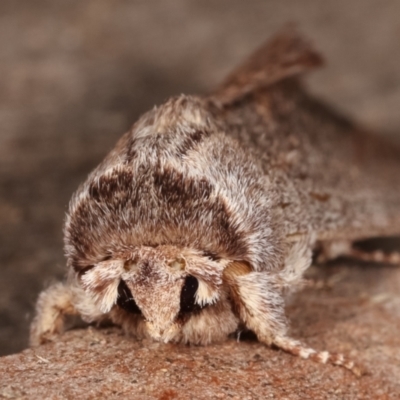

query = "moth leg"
[
  {"left": 229, "top": 271, "right": 287, "bottom": 345},
  {"left": 347, "top": 248, "right": 400, "bottom": 265},
  {"left": 317, "top": 240, "right": 400, "bottom": 265},
  {"left": 224, "top": 265, "right": 361, "bottom": 375},
  {"left": 272, "top": 336, "right": 362, "bottom": 376},
  {"left": 316, "top": 240, "right": 352, "bottom": 263},
  {"left": 30, "top": 282, "right": 78, "bottom": 346}
]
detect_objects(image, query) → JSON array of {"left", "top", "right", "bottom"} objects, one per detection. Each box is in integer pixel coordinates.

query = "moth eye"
[
  {"left": 117, "top": 280, "right": 142, "bottom": 315},
  {"left": 168, "top": 257, "right": 186, "bottom": 271},
  {"left": 180, "top": 275, "right": 201, "bottom": 314}
]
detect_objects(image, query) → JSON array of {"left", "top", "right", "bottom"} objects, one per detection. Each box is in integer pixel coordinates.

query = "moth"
[{"left": 30, "top": 28, "right": 400, "bottom": 374}]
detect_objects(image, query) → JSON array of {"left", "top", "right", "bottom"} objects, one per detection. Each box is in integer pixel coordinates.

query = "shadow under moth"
[{"left": 31, "top": 27, "right": 400, "bottom": 375}]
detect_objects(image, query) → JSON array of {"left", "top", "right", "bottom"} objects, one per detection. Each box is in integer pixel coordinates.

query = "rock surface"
[{"left": 1, "top": 261, "right": 400, "bottom": 399}]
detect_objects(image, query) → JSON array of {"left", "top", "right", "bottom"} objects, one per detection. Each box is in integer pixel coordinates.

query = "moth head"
[{"left": 80, "top": 245, "right": 225, "bottom": 343}]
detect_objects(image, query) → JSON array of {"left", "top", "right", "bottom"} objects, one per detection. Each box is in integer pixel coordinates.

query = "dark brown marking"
[
  {"left": 153, "top": 166, "right": 212, "bottom": 203},
  {"left": 202, "top": 251, "right": 220, "bottom": 261},
  {"left": 309, "top": 192, "right": 331, "bottom": 202},
  {"left": 125, "top": 136, "right": 138, "bottom": 164},
  {"left": 67, "top": 164, "right": 249, "bottom": 273},
  {"left": 176, "top": 130, "right": 209, "bottom": 157},
  {"left": 89, "top": 169, "right": 134, "bottom": 203},
  {"left": 77, "top": 264, "right": 95, "bottom": 276}
]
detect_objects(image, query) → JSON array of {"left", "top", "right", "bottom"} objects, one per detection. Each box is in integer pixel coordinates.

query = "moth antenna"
[{"left": 272, "top": 336, "right": 363, "bottom": 376}]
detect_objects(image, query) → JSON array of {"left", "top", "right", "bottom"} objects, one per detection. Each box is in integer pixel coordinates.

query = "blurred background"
[{"left": 1, "top": 0, "right": 400, "bottom": 356}]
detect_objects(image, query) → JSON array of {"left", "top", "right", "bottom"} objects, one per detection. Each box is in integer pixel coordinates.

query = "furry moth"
[{"left": 30, "top": 27, "right": 400, "bottom": 375}]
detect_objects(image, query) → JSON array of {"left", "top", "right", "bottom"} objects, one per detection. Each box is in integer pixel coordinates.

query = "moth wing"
[
  {"left": 209, "top": 27, "right": 400, "bottom": 244},
  {"left": 307, "top": 129, "right": 400, "bottom": 242},
  {"left": 210, "top": 25, "right": 323, "bottom": 105},
  {"left": 284, "top": 126, "right": 400, "bottom": 243}
]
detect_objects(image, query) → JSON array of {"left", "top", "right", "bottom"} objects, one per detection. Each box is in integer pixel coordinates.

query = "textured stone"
[{"left": 1, "top": 261, "right": 400, "bottom": 399}]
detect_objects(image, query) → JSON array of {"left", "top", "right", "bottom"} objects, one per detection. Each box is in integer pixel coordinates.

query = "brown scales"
[{"left": 30, "top": 26, "right": 400, "bottom": 376}]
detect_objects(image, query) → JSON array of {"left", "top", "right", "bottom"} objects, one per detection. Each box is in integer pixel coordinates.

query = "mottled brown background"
[{"left": 1, "top": 0, "right": 400, "bottom": 357}]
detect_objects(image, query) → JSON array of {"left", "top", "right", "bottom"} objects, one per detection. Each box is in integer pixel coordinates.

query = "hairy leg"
[
  {"left": 317, "top": 239, "right": 400, "bottom": 265},
  {"left": 225, "top": 268, "right": 361, "bottom": 375},
  {"left": 272, "top": 336, "right": 362, "bottom": 376},
  {"left": 30, "top": 282, "right": 77, "bottom": 346},
  {"left": 348, "top": 247, "right": 400, "bottom": 264}
]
